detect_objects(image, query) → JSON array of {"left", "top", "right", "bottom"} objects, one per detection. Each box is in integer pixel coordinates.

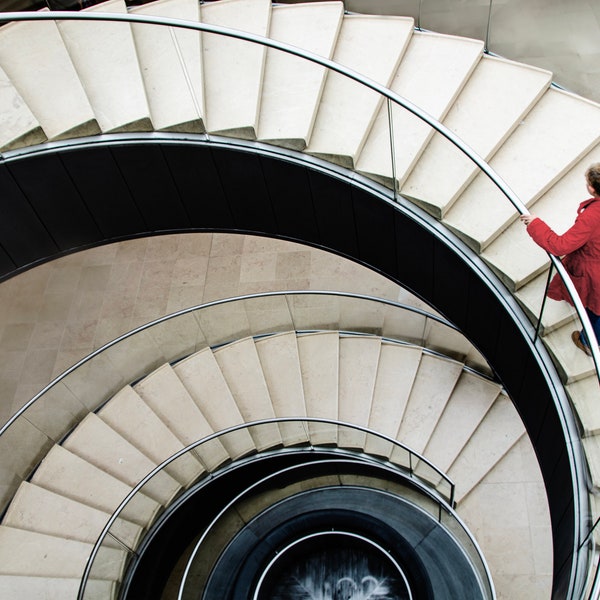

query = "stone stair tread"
[
  {"left": 448, "top": 394, "right": 525, "bottom": 503},
  {"left": 31, "top": 444, "right": 160, "bottom": 528},
  {"left": 0, "top": 576, "right": 114, "bottom": 600},
  {"left": 297, "top": 331, "right": 340, "bottom": 445},
  {"left": 402, "top": 55, "right": 551, "bottom": 218},
  {"left": 213, "top": 337, "right": 281, "bottom": 450},
  {"left": 443, "top": 88, "right": 600, "bottom": 253},
  {"left": 422, "top": 371, "right": 502, "bottom": 472},
  {"left": 356, "top": 31, "right": 483, "bottom": 185},
  {"left": 514, "top": 272, "right": 575, "bottom": 334},
  {"left": 255, "top": 332, "right": 308, "bottom": 446},
  {"left": 0, "top": 64, "right": 46, "bottom": 151},
  {"left": 62, "top": 413, "right": 181, "bottom": 505},
  {"left": 0, "top": 17, "right": 99, "bottom": 140},
  {"left": 3, "top": 481, "right": 141, "bottom": 549},
  {"left": 174, "top": 347, "right": 256, "bottom": 460},
  {"left": 337, "top": 335, "right": 381, "bottom": 449},
  {"left": 483, "top": 145, "right": 600, "bottom": 291},
  {"left": 365, "top": 343, "right": 422, "bottom": 457},
  {"left": 543, "top": 323, "right": 596, "bottom": 384},
  {"left": 397, "top": 353, "right": 463, "bottom": 455},
  {"left": 57, "top": 0, "right": 151, "bottom": 133},
  {"left": 257, "top": 1, "right": 343, "bottom": 149},
  {"left": 201, "top": 0, "right": 271, "bottom": 138},
  {"left": 568, "top": 377, "right": 600, "bottom": 437},
  {"left": 306, "top": 14, "right": 414, "bottom": 168},
  {"left": 100, "top": 384, "right": 205, "bottom": 486},
  {"left": 0, "top": 526, "right": 124, "bottom": 580},
  {"left": 134, "top": 363, "right": 229, "bottom": 470},
  {"left": 130, "top": 0, "right": 205, "bottom": 132}
]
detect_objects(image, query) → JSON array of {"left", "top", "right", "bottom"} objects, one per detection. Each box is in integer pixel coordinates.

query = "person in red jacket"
[{"left": 521, "top": 163, "right": 600, "bottom": 356}]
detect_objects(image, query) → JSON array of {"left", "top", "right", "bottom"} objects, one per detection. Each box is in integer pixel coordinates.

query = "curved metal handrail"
[
  {"left": 76, "top": 417, "right": 462, "bottom": 600},
  {"left": 0, "top": 9, "right": 597, "bottom": 381}
]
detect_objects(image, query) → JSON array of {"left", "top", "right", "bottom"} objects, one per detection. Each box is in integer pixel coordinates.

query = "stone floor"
[{"left": 0, "top": 232, "right": 552, "bottom": 598}]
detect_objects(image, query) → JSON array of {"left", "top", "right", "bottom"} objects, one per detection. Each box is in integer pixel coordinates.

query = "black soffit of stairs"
[{"left": 0, "top": 135, "right": 584, "bottom": 596}]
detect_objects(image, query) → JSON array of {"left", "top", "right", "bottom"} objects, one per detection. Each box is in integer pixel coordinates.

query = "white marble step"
[
  {"left": 174, "top": 347, "right": 256, "bottom": 460},
  {"left": 420, "top": 371, "right": 502, "bottom": 473},
  {"left": 0, "top": 576, "right": 114, "bottom": 600},
  {"left": 31, "top": 444, "right": 160, "bottom": 528},
  {"left": 402, "top": 55, "right": 551, "bottom": 218},
  {"left": 396, "top": 353, "right": 462, "bottom": 456},
  {"left": 99, "top": 384, "right": 205, "bottom": 486},
  {"left": 0, "top": 526, "right": 124, "bottom": 580},
  {"left": 201, "top": 0, "right": 271, "bottom": 138},
  {"left": 356, "top": 31, "right": 483, "bottom": 186},
  {"left": 0, "top": 17, "right": 98, "bottom": 140},
  {"left": 337, "top": 335, "right": 381, "bottom": 449},
  {"left": 568, "top": 377, "right": 600, "bottom": 437},
  {"left": 444, "top": 88, "right": 600, "bottom": 253},
  {"left": 448, "top": 393, "right": 525, "bottom": 503},
  {"left": 297, "top": 331, "right": 339, "bottom": 445},
  {"left": 0, "top": 65, "right": 46, "bottom": 151},
  {"left": 62, "top": 413, "right": 181, "bottom": 506},
  {"left": 3, "top": 481, "right": 142, "bottom": 550},
  {"left": 306, "top": 14, "right": 414, "bottom": 168},
  {"left": 135, "top": 363, "right": 229, "bottom": 470},
  {"left": 514, "top": 272, "right": 574, "bottom": 336},
  {"left": 255, "top": 332, "right": 308, "bottom": 446},
  {"left": 57, "top": 0, "right": 151, "bottom": 133},
  {"left": 213, "top": 337, "right": 281, "bottom": 450},
  {"left": 365, "top": 343, "right": 422, "bottom": 457},
  {"left": 256, "top": 1, "right": 343, "bottom": 150},
  {"left": 483, "top": 144, "right": 600, "bottom": 293},
  {"left": 543, "top": 323, "right": 596, "bottom": 385},
  {"left": 130, "top": 0, "right": 205, "bottom": 132}
]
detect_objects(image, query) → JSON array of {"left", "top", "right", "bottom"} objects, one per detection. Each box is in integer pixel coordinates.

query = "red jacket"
[{"left": 527, "top": 197, "right": 600, "bottom": 314}]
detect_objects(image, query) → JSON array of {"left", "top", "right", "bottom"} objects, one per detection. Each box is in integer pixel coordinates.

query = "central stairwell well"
[{"left": 0, "top": 0, "right": 598, "bottom": 598}]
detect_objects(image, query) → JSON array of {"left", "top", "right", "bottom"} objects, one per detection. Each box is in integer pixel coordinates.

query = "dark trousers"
[{"left": 580, "top": 308, "right": 600, "bottom": 347}]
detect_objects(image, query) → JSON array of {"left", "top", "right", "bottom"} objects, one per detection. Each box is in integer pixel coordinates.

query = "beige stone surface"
[
  {"left": 306, "top": 14, "right": 414, "bottom": 167},
  {"left": 0, "top": 19, "right": 98, "bottom": 140},
  {"left": 357, "top": 31, "right": 483, "bottom": 184},
  {"left": 58, "top": 0, "right": 152, "bottom": 132},
  {"left": 258, "top": 1, "right": 343, "bottom": 148},
  {"left": 201, "top": 0, "right": 271, "bottom": 137},
  {"left": 337, "top": 335, "right": 381, "bottom": 448},
  {"left": 131, "top": 0, "right": 204, "bottom": 132}
]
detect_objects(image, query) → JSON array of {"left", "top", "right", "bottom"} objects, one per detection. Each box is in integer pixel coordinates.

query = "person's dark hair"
[{"left": 586, "top": 163, "right": 600, "bottom": 196}]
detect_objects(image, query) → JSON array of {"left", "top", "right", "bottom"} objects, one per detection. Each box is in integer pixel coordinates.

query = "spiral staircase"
[{"left": 0, "top": 0, "right": 599, "bottom": 598}]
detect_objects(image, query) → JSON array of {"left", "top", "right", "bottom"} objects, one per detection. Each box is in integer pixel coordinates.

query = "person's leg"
[{"left": 580, "top": 308, "right": 600, "bottom": 347}]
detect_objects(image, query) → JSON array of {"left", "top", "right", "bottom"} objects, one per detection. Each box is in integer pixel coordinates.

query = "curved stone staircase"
[
  {"left": 0, "top": 0, "right": 598, "bottom": 597},
  {"left": 0, "top": 330, "right": 528, "bottom": 597}
]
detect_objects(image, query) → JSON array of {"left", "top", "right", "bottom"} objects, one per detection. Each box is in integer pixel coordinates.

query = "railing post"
[
  {"left": 535, "top": 262, "right": 555, "bottom": 344},
  {"left": 386, "top": 98, "right": 399, "bottom": 203}
]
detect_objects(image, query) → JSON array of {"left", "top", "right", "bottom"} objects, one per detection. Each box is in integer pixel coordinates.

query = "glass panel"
[
  {"left": 146, "top": 311, "right": 207, "bottom": 365},
  {"left": 287, "top": 293, "right": 341, "bottom": 332}
]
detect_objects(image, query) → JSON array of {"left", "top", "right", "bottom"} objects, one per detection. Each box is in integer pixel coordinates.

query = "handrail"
[
  {"left": 0, "top": 10, "right": 595, "bottom": 598},
  {"left": 0, "top": 290, "right": 473, "bottom": 437},
  {"left": 75, "top": 418, "right": 462, "bottom": 600},
  {"left": 0, "top": 9, "right": 597, "bottom": 384}
]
